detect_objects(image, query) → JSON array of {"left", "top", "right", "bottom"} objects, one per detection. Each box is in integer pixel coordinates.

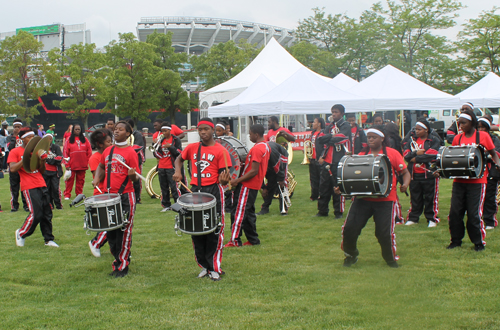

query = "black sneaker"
[
  {"left": 446, "top": 243, "right": 461, "bottom": 249},
  {"left": 335, "top": 214, "right": 343, "bottom": 219},
  {"left": 474, "top": 244, "right": 485, "bottom": 252},
  {"left": 343, "top": 256, "right": 358, "bottom": 267},
  {"left": 114, "top": 267, "right": 129, "bottom": 278},
  {"left": 315, "top": 213, "right": 328, "bottom": 217},
  {"left": 109, "top": 270, "right": 118, "bottom": 277},
  {"left": 11, "top": 208, "right": 18, "bottom": 213},
  {"left": 256, "top": 209, "right": 269, "bottom": 215},
  {"left": 387, "top": 261, "right": 399, "bottom": 268}
]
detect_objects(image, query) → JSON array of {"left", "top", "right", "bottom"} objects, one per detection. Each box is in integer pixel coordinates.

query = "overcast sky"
[{"left": 0, "top": 0, "right": 496, "bottom": 47}]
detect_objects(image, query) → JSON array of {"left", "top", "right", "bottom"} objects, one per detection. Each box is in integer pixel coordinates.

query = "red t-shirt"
[
  {"left": 265, "top": 127, "right": 291, "bottom": 143},
  {"left": 181, "top": 142, "right": 230, "bottom": 186},
  {"left": 452, "top": 131, "right": 495, "bottom": 184},
  {"left": 241, "top": 142, "right": 270, "bottom": 190},
  {"left": 359, "top": 147, "right": 407, "bottom": 202},
  {"left": 7, "top": 147, "right": 46, "bottom": 191},
  {"left": 89, "top": 151, "right": 105, "bottom": 195},
  {"left": 100, "top": 146, "right": 139, "bottom": 194},
  {"left": 157, "top": 136, "right": 175, "bottom": 169},
  {"left": 153, "top": 125, "right": 183, "bottom": 141}
]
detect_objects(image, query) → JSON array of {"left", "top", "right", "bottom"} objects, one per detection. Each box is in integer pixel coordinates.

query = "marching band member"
[
  {"left": 446, "top": 102, "right": 473, "bottom": 144},
  {"left": 224, "top": 120, "right": 234, "bottom": 137},
  {"left": 372, "top": 113, "right": 384, "bottom": 126},
  {"left": 403, "top": 120, "right": 440, "bottom": 227},
  {"left": 87, "top": 128, "right": 113, "bottom": 258},
  {"left": 7, "top": 118, "right": 28, "bottom": 212},
  {"left": 214, "top": 121, "right": 233, "bottom": 211},
  {"left": 153, "top": 118, "right": 186, "bottom": 141},
  {"left": 385, "top": 122, "right": 405, "bottom": 224},
  {"left": 92, "top": 121, "right": 139, "bottom": 277},
  {"left": 315, "top": 104, "right": 350, "bottom": 218},
  {"left": 346, "top": 113, "right": 367, "bottom": 155},
  {"left": 259, "top": 141, "right": 289, "bottom": 216},
  {"left": 340, "top": 125, "right": 410, "bottom": 268},
  {"left": 265, "top": 116, "right": 296, "bottom": 144},
  {"left": 444, "top": 110, "right": 500, "bottom": 251},
  {"left": 225, "top": 124, "right": 270, "bottom": 247},
  {"left": 309, "top": 117, "right": 325, "bottom": 201},
  {"left": 63, "top": 124, "right": 92, "bottom": 200},
  {"left": 125, "top": 119, "right": 145, "bottom": 204},
  {"left": 173, "top": 118, "right": 231, "bottom": 281},
  {"left": 42, "top": 135, "right": 64, "bottom": 210},
  {"left": 9, "top": 127, "right": 59, "bottom": 248},
  {"left": 62, "top": 124, "right": 73, "bottom": 147},
  {"left": 215, "top": 122, "right": 228, "bottom": 137},
  {"left": 106, "top": 118, "right": 115, "bottom": 134},
  {"left": 477, "top": 117, "right": 500, "bottom": 230},
  {"left": 153, "top": 121, "right": 183, "bottom": 212}
]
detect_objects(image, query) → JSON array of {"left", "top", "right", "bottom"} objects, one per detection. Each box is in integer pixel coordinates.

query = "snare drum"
[
  {"left": 84, "top": 194, "right": 126, "bottom": 231},
  {"left": 436, "top": 146, "right": 485, "bottom": 179},
  {"left": 216, "top": 136, "right": 248, "bottom": 180},
  {"left": 175, "top": 192, "right": 219, "bottom": 235},
  {"left": 337, "top": 154, "right": 393, "bottom": 197}
]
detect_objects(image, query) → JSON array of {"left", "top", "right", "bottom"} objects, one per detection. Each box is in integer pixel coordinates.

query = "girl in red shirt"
[{"left": 63, "top": 124, "right": 92, "bottom": 199}]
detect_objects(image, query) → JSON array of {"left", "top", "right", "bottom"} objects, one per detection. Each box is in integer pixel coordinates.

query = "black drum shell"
[
  {"left": 177, "top": 193, "right": 218, "bottom": 235},
  {"left": 84, "top": 194, "right": 124, "bottom": 231},
  {"left": 437, "top": 146, "right": 485, "bottom": 179}
]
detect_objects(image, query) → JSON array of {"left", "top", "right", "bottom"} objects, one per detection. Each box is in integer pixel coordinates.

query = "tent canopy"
[
  {"left": 329, "top": 72, "right": 359, "bottom": 90},
  {"left": 348, "top": 65, "right": 460, "bottom": 111},
  {"left": 455, "top": 72, "right": 500, "bottom": 108}
]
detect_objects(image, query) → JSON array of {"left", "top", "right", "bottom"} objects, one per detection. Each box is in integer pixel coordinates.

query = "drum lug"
[
  {"left": 214, "top": 215, "right": 223, "bottom": 235},
  {"left": 174, "top": 215, "right": 182, "bottom": 237}
]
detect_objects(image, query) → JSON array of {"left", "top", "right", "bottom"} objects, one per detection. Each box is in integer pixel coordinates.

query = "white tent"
[
  {"left": 348, "top": 65, "right": 460, "bottom": 110},
  {"left": 229, "top": 67, "right": 372, "bottom": 116},
  {"left": 199, "top": 38, "right": 329, "bottom": 109},
  {"left": 329, "top": 72, "right": 359, "bottom": 90},
  {"left": 455, "top": 72, "right": 500, "bottom": 108}
]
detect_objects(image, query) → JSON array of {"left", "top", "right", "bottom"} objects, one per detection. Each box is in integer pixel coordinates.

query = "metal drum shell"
[
  {"left": 437, "top": 146, "right": 485, "bottom": 179},
  {"left": 84, "top": 193, "right": 125, "bottom": 232}
]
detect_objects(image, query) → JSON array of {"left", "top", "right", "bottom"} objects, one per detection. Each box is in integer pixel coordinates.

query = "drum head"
[
  {"left": 178, "top": 192, "right": 215, "bottom": 205},
  {"left": 377, "top": 155, "right": 391, "bottom": 196},
  {"left": 216, "top": 137, "right": 248, "bottom": 180},
  {"left": 86, "top": 193, "right": 121, "bottom": 203},
  {"left": 473, "top": 147, "right": 485, "bottom": 177}
]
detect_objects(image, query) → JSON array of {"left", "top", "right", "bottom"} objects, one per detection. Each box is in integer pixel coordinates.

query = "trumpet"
[
  {"left": 148, "top": 137, "right": 162, "bottom": 153},
  {"left": 410, "top": 140, "right": 420, "bottom": 152},
  {"left": 278, "top": 185, "right": 292, "bottom": 214}
]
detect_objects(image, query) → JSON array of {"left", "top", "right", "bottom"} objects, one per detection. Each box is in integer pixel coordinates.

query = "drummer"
[
  {"left": 444, "top": 110, "right": 500, "bottom": 251},
  {"left": 9, "top": 127, "right": 59, "bottom": 248},
  {"left": 339, "top": 125, "right": 410, "bottom": 268},
  {"left": 92, "top": 121, "right": 139, "bottom": 277},
  {"left": 173, "top": 117, "right": 231, "bottom": 281}
]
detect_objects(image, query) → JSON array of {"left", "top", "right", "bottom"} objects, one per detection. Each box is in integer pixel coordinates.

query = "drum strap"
[
  {"left": 196, "top": 142, "right": 202, "bottom": 192},
  {"left": 458, "top": 130, "right": 479, "bottom": 145},
  {"left": 107, "top": 146, "right": 130, "bottom": 195}
]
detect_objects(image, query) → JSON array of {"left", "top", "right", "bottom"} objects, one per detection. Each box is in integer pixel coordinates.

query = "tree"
[
  {"left": 103, "top": 33, "right": 160, "bottom": 125},
  {"left": 47, "top": 43, "right": 106, "bottom": 131},
  {"left": 287, "top": 41, "right": 341, "bottom": 77},
  {"left": 458, "top": 7, "right": 500, "bottom": 75},
  {"left": 190, "top": 39, "right": 261, "bottom": 89},
  {"left": 0, "top": 31, "right": 51, "bottom": 123}
]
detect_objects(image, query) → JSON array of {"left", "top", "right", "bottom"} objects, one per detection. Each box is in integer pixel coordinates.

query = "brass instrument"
[
  {"left": 278, "top": 185, "right": 292, "bottom": 214},
  {"left": 301, "top": 140, "right": 313, "bottom": 165},
  {"left": 273, "top": 170, "right": 297, "bottom": 199},
  {"left": 145, "top": 167, "right": 161, "bottom": 199},
  {"left": 332, "top": 125, "right": 342, "bottom": 152},
  {"left": 287, "top": 142, "right": 293, "bottom": 164}
]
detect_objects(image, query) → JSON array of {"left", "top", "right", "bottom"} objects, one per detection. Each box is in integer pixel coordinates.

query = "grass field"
[{"left": 1, "top": 150, "right": 500, "bottom": 329}]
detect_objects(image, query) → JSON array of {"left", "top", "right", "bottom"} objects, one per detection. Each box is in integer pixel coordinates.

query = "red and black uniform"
[
  {"left": 8, "top": 147, "right": 55, "bottom": 242},
  {"left": 261, "top": 142, "right": 288, "bottom": 213},
  {"left": 89, "top": 150, "right": 108, "bottom": 250},
  {"left": 7, "top": 135, "right": 27, "bottom": 211},
  {"left": 63, "top": 136, "right": 92, "bottom": 198},
  {"left": 309, "top": 130, "right": 324, "bottom": 200},
  {"left": 43, "top": 143, "right": 64, "bottom": 209},
  {"left": 449, "top": 131, "right": 495, "bottom": 247},
  {"left": 100, "top": 146, "right": 139, "bottom": 272},
  {"left": 342, "top": 147, "right": 406, "bottom": 264},
  {"left": 403, "top": 134, "right": 440, "bottom": 224},
  {"left": 181, "top": 142, "right": 230, "bottom": 274},
  {"left": 316, "top": 119, "right": 351, "bottom": 216},
  {"left": 153, "top": 135, "right": 183, "bottom": 208},
  {"left": 446, "top": 121, "right": 460, "bottom": 144},
  {"left": 483, "top": 134, "right": 500, "bottom": 228},
  {"left": 229, "top": 142, "right": 270, "bottom": 245},
  {"left": 350, "top": 124, "right": 367, "bottom": 155},
  {"left": 265, "top": 127, "right": 292, "bottom": 143},
  {"left": 153, "top": 125, "right": 183, "bottom": 141}
]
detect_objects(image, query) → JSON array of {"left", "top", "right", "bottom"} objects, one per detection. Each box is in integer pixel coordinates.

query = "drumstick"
[
  {"left": 96, "top": 186, "right": 103, "bottom": 194},
  {"left": 178, "top": 181, "right": 192, "bottom": 193},
  {"left": 222, "top": 151, "right": 232, "bottom": 189},
  {"left": 115, "top": 158, "right": 147, "bottom": 182}
]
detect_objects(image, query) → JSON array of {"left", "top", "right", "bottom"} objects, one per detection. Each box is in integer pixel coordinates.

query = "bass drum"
[
  {"left": 215, "top": 136, "right": 248, "bottom": 181},
  {"left": 337, "top": 154, "right": 392, "bottom": 197},
  {"left": 436, "top": 146, "right": 485, "bottom": 179}
]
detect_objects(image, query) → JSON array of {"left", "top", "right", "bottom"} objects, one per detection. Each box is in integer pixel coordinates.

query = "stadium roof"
[{"left": 137, "top": 16, "right": 296, "bottom": 54}]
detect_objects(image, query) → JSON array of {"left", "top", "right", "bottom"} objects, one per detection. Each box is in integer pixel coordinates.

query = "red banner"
[{"left": 291, "top": 131, "right": 312, "bottom": 151}]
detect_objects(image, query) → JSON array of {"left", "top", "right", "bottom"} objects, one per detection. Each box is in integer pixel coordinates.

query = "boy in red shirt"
[
  {"left": 173, "top": 118, "right": 231, "bottom": 281},
  {"left": 225, "top": 124, "right": 270, "bottom": 247},
  {"left": 9, "top": 127, "right": 58, "bottom": 248}
]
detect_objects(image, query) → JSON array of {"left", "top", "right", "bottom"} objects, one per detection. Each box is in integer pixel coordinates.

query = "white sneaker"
[
  {"left": 197, "top": 268, "right": 208, "bottom": 278},
  {"left": 209, "top": 271, "right": 221, "bottom": 281},
  {"left": 88, "top": 240, "right": 101, "bottom": 257},
  {"left": 64, "top": 197, "right": 70, "bottom": 200},
  {"left": 405, "top": 221, "right": 418, "bottom": 226},
  {"left": 485, "top": 226, "right": 495, "bottom": 230},
  {"left": 45, "top": 240, "right": 59, "bottom": 248},
  {"left": 161, "top": 207, "right": 171, "bottom": 212},
  {"left": 15, "top": 229, "right": 25, "bottom": 247},
  {"left": 428, "top": 221, "right": 437, "bottom": 228}
]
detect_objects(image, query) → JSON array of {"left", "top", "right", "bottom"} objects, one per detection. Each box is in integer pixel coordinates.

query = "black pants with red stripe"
[
  {"left": 158, "top": 168, "right": 180, "bottom": 208},
  {"left": 342, "top": 199, "right": 397, "bottom": 263},
  {"left": 483, "top": 177, "right": 499, "bottom": 228},
  {"left": 43, "top": 170, "right": 63, "bottom": 209},
  {"left": 190, "top": 184, "right": 224, "bottom": 273},
  {"left": 107, "top": 192, "right": 135, "bottom": 272},
  {"left": 449, "top": 182, "right": 485, "bottom": 246},
  {"left": 10, "top": 170, "right": 27, "bottom": 210},
  {"left": 309, "top": 159, "right": 321, "bottom": 200},
  {"left": 261, "top": 171, "right": 286, "bottom": 213},
  {"left": 318, "top": 162, "right": 342, "bottom": 216},
  {"left": 406, "top": 174, "right": 439, "bottom": 223},
  {"left": 133, "top": 163, "right": 143, "bottom": 202},
  {"left": 18, "top": 187, "right": 54, "bottom": 242},
  {"left": 229, "top": 185, "right": 259, "bottom": 246}
]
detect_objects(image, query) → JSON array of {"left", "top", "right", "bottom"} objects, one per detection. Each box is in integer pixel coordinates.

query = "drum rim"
[
  {"left": 177, "top": 192, "right": 217, "bottom": 210},
  {"left": 84, "top": 193, "right": 122, "bottom": 206}
]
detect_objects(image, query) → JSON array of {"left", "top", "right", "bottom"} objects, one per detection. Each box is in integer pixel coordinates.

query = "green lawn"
[{"left": 1, "top": 151, "right": 499, "bottom": 329}]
